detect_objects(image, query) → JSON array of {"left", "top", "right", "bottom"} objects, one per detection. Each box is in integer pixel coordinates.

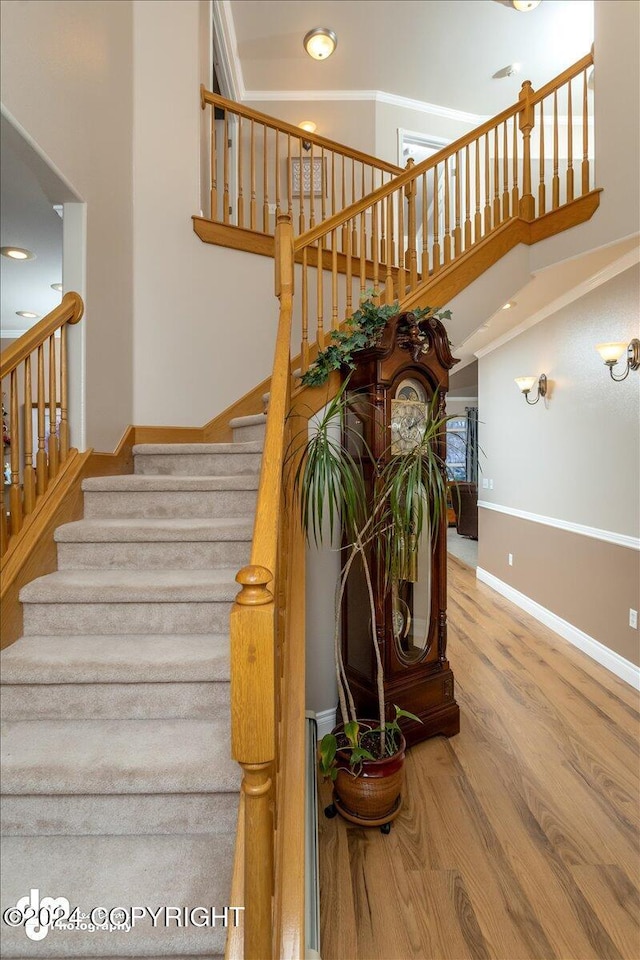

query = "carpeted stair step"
[
  {"left": 0, "top": 634, "right": 230, "bottom": 721},
  {"left": 55, "top": 518, "right": 253, "bottom": 570},
  {"left": 133, "top": 442, "right": 263, "bottom": 477},
  {"left": 1, "top": 718, "right": 240, "bottom": 834},
  {"left": 229, "top": 413, "right": 267, "bottom": 443},
  {"left": 20, "top": 569, "right": 241, "bottom": 636},
  {"left": 0, "top": 833, "right": 234, "bottom": 956},
  {"left": 82, "top": 474, "right": 258, "bottom": 519}
]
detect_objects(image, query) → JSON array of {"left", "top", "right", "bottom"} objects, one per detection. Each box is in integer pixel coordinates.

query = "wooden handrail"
[
  {"left": 0, "top": 292, "right": 84, "bottom": 379},
  {"left": 293, "top": 52, "right": 594, "bottom": 252},
  {"left": 201, "top": 86, "right": 403, "bottom": 177}
]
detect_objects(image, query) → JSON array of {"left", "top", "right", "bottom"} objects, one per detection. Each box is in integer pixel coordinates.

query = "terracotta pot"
[{"left": 332, "top": 721, "right": 406, "bottom": 826}]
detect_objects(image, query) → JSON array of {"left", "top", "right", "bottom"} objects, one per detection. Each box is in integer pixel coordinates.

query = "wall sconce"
[
  {"left": 514, "top": 374, "right": 547, "bottom": 405},
  {"left": 512, "top": 0, "right": 541, "bottom": 10},
  {"left": 303, "top": 28, "right": 337, "bottom": 61},
  {"left": 298, "top": 120, "right": 317, "bottom": 152},
  {"left": 595, "top": 339, "right": 640, "bottom": 382}
]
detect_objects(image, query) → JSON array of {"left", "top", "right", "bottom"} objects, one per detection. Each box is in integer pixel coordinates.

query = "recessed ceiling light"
[
  {"left": 303, "top": 28, "right": 337, "bottom": 60},
  {"left": 16, "top": 311, "right": 39, "bottom": 319},
  {"left": 51, "top": 283, "right": 63, "bottom": 292},
  {"left": 512, "top": 0, "right": 541, "bottom": 10},
  {"left": 1, "top": 246, "right": 36, "bottom": 261},
  {"left": 298, "top": 121, "right": 317, "bottom": 134},
  {"left": 502, "top": 301, "right": 516, "bottom": 310}
]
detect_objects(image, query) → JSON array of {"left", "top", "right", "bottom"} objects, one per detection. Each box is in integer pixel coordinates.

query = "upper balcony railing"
[{"left": 200, "top": 88, "right": 404, "bottom": 243}]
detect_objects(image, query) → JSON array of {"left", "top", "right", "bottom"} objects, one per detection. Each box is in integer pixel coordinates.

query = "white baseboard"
[
  {"left": 309, "top": 708, "right": 337, "bottom": 740},
  {"left": 476, "top": 567, "right": 640, "bottom": 690}
]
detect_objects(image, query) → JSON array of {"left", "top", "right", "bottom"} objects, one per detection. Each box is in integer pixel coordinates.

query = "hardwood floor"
[{"left": 318, "top": 556, "right": 640, "bottom": 960}]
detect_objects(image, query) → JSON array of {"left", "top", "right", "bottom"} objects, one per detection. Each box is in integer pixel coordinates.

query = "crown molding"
[
  {"left": 212, "top": 0, "right": 245, "bottom": 100},
  {"left": 477, "top": 500, "right": 640, "bottom": 551},
  {"left": 244, "top": 88, "right": 487, "bottom": 124},
  {"left": 474, "top": 244, "right": 640, "bottom": 359}
]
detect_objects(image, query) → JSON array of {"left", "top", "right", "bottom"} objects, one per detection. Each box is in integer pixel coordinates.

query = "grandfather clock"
[{"left": 341, "top": 310, "right": 460, "bottom": 746}]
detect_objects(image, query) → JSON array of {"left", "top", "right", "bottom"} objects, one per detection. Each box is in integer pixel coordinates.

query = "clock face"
[{"left": 390, "top": 378, "right": 428, "bottom": 454}]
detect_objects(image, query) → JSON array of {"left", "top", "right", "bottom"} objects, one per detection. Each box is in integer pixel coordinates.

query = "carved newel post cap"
[{"left": 235, "top": 565, "right": 273, "bottom": 606}]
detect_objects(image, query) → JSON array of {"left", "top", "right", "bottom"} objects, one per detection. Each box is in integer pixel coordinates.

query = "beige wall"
[
  {"left": 132, "top": 0, "right": 279, "bottom": 427},
  {"left": 0, "top": 0, "right": 134, "bottom": 450},
  {"left": 478, "top": 262, "right": 640, "bottom": 661}
]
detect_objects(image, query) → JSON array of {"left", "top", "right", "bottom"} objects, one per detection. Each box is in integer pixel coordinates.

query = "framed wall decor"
[{"left": 291, "top": 156, "right": 326, "bottom": 198}]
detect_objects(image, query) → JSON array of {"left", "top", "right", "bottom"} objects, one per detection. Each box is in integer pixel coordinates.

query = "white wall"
[
  {"left": 0, "top": 0, "right": 134, "bottom": 450},
  {"left": 132, "top": 0, "right": 279, "bottom": 427}
]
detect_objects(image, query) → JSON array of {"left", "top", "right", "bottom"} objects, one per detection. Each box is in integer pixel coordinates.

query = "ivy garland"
[{"left": 300, "top": 295, "right": 450, "bottom": 387}]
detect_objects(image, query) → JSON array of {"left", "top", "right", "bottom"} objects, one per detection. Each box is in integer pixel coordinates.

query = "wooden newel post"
[
  {"left": 231, "top": 564, "right": 276, "bottom": 960},
  {"left": 518, "top": 80, "right": 536, "bottom": 221},
  {"left": 404, "top": 158, "right": 418, "bottom": 290}
]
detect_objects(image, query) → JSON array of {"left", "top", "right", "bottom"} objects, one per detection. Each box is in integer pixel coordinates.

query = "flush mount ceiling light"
[
  {"left": 595, "top": 339, "right": 640, "bottom": 382},
  {"left": 515, "top": 374, "right": 547, "bottom": 405},
  {"left": 51, "top": 283, "right": 63, "bottom": 292},
  {"left": 298, "top": 121, "right": 317, "bottom": 134},
  {"left": 502, "top": 301, "right": 516, "bottom": 310},
  {"left": 16, "top": 311, "right": 39, "bottom": 319},
  {"left": 303, "top": 28, "right": 337, "bottom": 60},
  {"left": 512, "top": 0, "right": 541, "bottom": 10},
  {"left": 1, "top": 246, "right": 35, "bottom": 261}
]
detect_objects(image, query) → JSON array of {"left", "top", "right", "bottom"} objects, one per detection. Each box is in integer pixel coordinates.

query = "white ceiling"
[{"left": 230, "top": 0, "right": 593, "bottom": 115}]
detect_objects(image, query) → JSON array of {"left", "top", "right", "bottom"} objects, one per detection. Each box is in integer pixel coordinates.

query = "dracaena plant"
[{"left": 290, "top": 371, "right": 453, "bottom": 770}]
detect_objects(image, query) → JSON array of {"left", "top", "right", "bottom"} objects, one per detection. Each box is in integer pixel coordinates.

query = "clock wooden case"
[{"left": 341, "top": 310, "right": 460, "bottom": 746}]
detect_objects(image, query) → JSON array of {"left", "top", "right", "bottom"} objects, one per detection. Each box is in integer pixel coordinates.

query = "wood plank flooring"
[{"left": 318, "top": 555, "right": 640, "bottom": 960}]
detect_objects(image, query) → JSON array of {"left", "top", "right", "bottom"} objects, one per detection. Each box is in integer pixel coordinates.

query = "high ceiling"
[{"left": 230, "top": 0, "right": 593, "bottom": 115}]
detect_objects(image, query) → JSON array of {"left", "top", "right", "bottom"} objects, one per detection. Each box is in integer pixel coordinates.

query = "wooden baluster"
[
  {"left": 301, "top": 248, "right": 309, "bottom": 372},
  {"left": 502, "top": 121, "right": 510, "bottom": 219},
  {"left": 518, "top": 80, "right": 535, "bottom": 220},
  {"left": 421, "top": 171, "right": 429, "bottom": 278},
  {"left": 23, "top": 356, "right": 36, "bottom": 515},
  {"left": 287, "top": 134, "right": 293, "bottom": 221},
  {"left": 316, "top": 234, "right": 323, "bottom": 343},
  {"left": 552, "top": 90, "right": 560, "bottom": 209},
  {"left": 36, "top": 344, "right": 47, "bottom": 495},
  {"left": 474, "top": 139, "right": 482, "bottom": 240},
  {"left": 223, "top": 110, "right": 230, "bottom": 224},
  {"left": 484, "top": 134, "right": 492, "bottom": 234},
  {"left": 237, "top": 116, "right": 244, "bottom": 227},
  {"left": 331, "top": 152, "right": 336, "bottom": 218},
  {"left": 263, "top": 125, "right": 269, "bottom": 233},
  {"left": 359, "top": 210, "right": 367, "bottom": 298},
  {"left": 464, "top": 145, "right": 472, "bottom": 249},
  {"left": 0, "top": 485, "right": 7, "bottom": 557},
  {"left": 298, "top": 138, "right": 305, "bottom": 234},
  {"left": 250, "top": 121, "right": 257, "bottom": 230},
  {"left": 512, "top": 116, "right": 520, "bottom": 214},
  {"left": 385, "top": 196, "right": 395, "bottom": 304},
  {"left": 331, "top": 229, "right": 339, "bottom": 330},
  {"left": 443, "top": 157, "right": 452, "bottom": 264},
  {"left": 59, "top": 324, "right": 70, "bottom": 462},
  {"left": 398, "top": 184, "right": 406, "bottom": 295},
  {"left": 454, "top": 150, "right": 462, "bottom": 256},
  {"left": 48, "top": 334, "right": 59, "bottom": 480},
  {"left": 372, "top": 201, "right": 380, "bottom": 300},
  {"left": 493, "top": 127, "right": 501, "bottom": 225},
  {"left": 432, "top": 163, "right": 441, "bottom": 273},
  {"left": 351, "top": 162, "right": 359, "bottom": 258},
  {"left": 274, "top": 130, "right": 281, "bottom": 222},
  {"left": 341, "top": 155, "right": 347, "bottom": 252},
  {"left": 405, "top": 161, "right": 418, "bottom": 290},
  {"left": 9, "top": 369, "right": 22, "bottom": 536},
  {"left": 566, "top": 80, "right": 574, "bottom": 202},
  {"left": 582, "top": 69, "right": 590, "bottom": 195},
  {"left": 320, "top": 147, "right": 326, "bottom": 228},
  {"left": 210, "top": 104, "right": 217, "bottom": 220},
  {"left": 345, "top": 224, "right": 353, "bottom": 319},
  {"left": 309, "top": 142, "right": 316, "bottom": 230},
  {"left": 379, "top": 191, "right": 386, "bottom": 265},
  {"left": 538, "top": 101, "right": 546, "bottom": 215},
  {"left": 232, "top": 567, "right": 275, "bottom": 960}
]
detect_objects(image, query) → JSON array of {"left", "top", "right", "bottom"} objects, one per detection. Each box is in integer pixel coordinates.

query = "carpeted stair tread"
[
  {"left": 55, "top": 518, "right": 253, "bottom": 543},
  {"left": 0, "top": 833, "right": 234, "bottom": 956},
  {"left": 2, "top": 718, "right": 240, "bottom": 794},
  {"left": 132, "top": 441, "right": 263, "bottom": 455},
  {"left": 0, "top": 635, "right": 230, "bottom": 684},
  {"left": 82, "top": 474, "right": 259, "bottom": 491},
  {"left": 19, "top": 569, "right": 240, "bottom": 604},
  {"left": 228, "top": 414, "right": 267, "bottom": 428}
]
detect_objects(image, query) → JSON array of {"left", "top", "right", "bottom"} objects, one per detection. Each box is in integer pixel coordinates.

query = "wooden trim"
[
  {"left": 201, "top": 88, "right": 403, "bottom": 176},
  {"left": 193, "top": 217, "right": 275, "bottom": 258},
  {"left": 83, "top": 425, "right": 136, "bottom": 478},
  {"left": 133, "top": 425, "right": 204, "bottom": 445},
  {"left": 0, "top": 293, "right": 84, "bottom": 379},
  {"left": 529, "top": 53, "right": 593, "bottom": 106},
  {"left": 526, "top": 189, "right": 602, "bottom": 244},
  {"left": 225, "top": 795, "right": 245, "bottom": 960}
]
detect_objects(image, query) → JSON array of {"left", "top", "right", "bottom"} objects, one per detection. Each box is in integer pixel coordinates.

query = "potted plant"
[{"left": 291, "top": 297, "right": 453, "bottom": 831}]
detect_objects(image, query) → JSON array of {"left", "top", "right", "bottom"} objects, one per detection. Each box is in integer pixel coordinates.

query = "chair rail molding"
[{"left": 478, "top": 501, "right": 640, "bottom": 551}]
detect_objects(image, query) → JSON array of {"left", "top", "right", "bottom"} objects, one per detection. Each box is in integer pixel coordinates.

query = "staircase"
[{"left": 0, "top": 417, "right": 265, "bottom": 958}]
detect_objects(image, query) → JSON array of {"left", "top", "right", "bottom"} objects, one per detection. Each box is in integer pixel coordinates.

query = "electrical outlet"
[
  {"left": 268, "top": 203, "right": 277, "bottom": 215},
  {"left": 630, "top": 609, "right": 638, "bottom": 629},
  {"left": 489, "top": 479, "right": 494, "bottom": 490},
  {"left": 482, "top": 478, "right": 489, "bottom": 489},
  {"left": 508, "top": 553, "right": 513, "bottom": 566}
]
